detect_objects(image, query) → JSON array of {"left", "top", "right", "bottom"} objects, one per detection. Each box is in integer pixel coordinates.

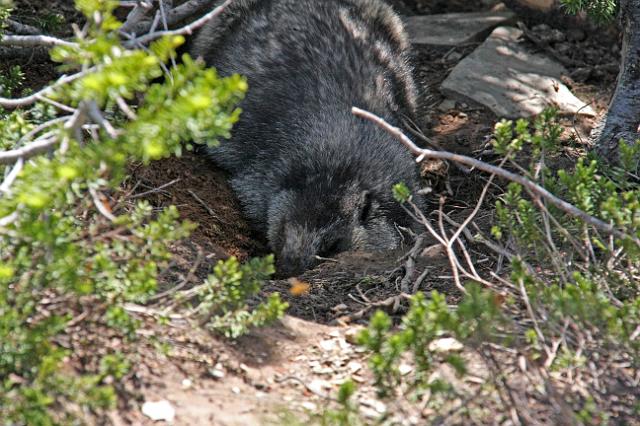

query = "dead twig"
[
  {"left": 274, "top": 375, "right": 338, "bottom": 401},
  {"left": 0, "top": 68, "right": 94, "bottom": 110},
  {"left": 0, "top": 158, "right": 23, "bottom": 194},
  {"left": 149, "top": 248, "right": 204, "bottom": 302},
  {"left": 0, "top": 136, "right": 59, "bottom": 165},
  {"left": 352, "top": 106, "right": 640, "bottom": 247},
  {"left": 120, "top": 0, "right": 154, "bottom": 33},
  {"left": 187, "top": 189, "right": 220, "bottom": 220},
  {"left": 410, "top": 199, "right": 466, "bottom": 294},
  {"left": 123, "top": 0, "right": 216, "bottom": 35},
  {"left": 334, "top": 293, "right": 413, "bottom": 324},
  {"left": 86, "top": 101, "right": 121, "bottom": 138},
  {"left": 89, "top": 187, "right": 117, "bottom": 222},
  {"left": 124, "top": 0, "right": 234, "bottom": 47},
  {"left": 129, "top": 178, "right": 181, "bottom": 199},
  {"left": 0, "top": 34, "right": 78, "bottom": 48},
  {"left": 399, "top": 234, "right": 425, "bottom": 293},
  {"left": 6, "top": 19, "right": 42, "bottom": 35}
]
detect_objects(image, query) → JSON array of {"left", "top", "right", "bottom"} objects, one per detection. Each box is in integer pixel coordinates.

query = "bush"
[
  {"left": 0, "top": 1, "right": 285, "bottom": 422},
  {"left": 345, "top": 109, "right": 640, "bottom": 423}
]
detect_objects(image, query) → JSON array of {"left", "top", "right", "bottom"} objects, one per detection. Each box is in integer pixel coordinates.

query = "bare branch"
[
  {"left": 17, "top": 115, "right": 72, "bottom": 146},
  {"left": 0, "top": 158, "right": 24, "bottom": 194},
  {"left": 0, "top": 46, "right": 50, "bottom": 61},
  {"left": 86, "top": 101, "right": 121, "bottom": 138},
  {"left": 0, "top": 69, "right": 92, "bottom": 110},
  {"left": 128, "top": 178, "right": 180, "bottom": 199},
  {"left": 120, "top": 0, "right": 154, "bottom": 33},
  {"left": 64, "top": 103, "right": 89, "bottom": 144},
  {"left": 123, "top": 0, "right": 217, "bottom": 35},
  {"left": 399, "top": 234, "right": 425, "bottom": 293},
  {"left": 115, "top": 96, "right": 138, "bottom": 120},
  {"left": 0, "top": 34, "right": 78, "bottom": 48},
  {"left": 0, "top": 212, "right": 18, "bottom": 227},
  {"left": 6, "top": 19, "right": 41, "bottom": 35},
  {"left": 0, "top": 137, "right": 59, "bottom": 165},
  {"left": 124, "top": 0, "right": 233, "bottom": 47},
  {"left": 89, "top": 187, "right": 117, "bottom": 222},
  {"left": 352, "top": 106, "right": 640, "bottom": 247}
]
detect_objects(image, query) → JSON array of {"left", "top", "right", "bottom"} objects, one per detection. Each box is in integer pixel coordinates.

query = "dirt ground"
[{"left": 5, "top": 0, "right": 624, "bottom": 424}]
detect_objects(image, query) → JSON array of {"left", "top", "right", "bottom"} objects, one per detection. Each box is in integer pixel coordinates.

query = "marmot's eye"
[{"left": 320, "top": 239, "right": 342, "bottom": 257}]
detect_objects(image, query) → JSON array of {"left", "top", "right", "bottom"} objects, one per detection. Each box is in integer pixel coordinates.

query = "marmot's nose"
[{"left": 275, "top": 255, "right": 320, "bottom": 278}]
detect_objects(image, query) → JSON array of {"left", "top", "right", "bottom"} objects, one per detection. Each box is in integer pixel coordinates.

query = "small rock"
[
  {"left": 404, "top": 11, "right": 515, "bottom": 46},
  {"left": 566, "top": 28, "right": 586, "bottom": 42},
  {"left": 519, "top": 0, "right": 555, "bottom": 11},
  {"left": 347, "top": 361, "right": 363, "bottom": 374},
  {"left": 352, "top": 374, "right": 366, "bottom": 383},
  {"left": 231, "top": 386, "right": 241, "bottom": 394},
  {"left": 141, "top": 400, "right": 176, "bottom": 422},
  {"left": 209, "top": 368, "right": 225, "bottom": 379},
  {"left": 337, "top": 338, "right": 351, "bottom": 351},
  {"left": 554, "top": 42, "right": 572, "bottom": 55},
  {"left": 312, "top": 365, "right": 334, "bottom": 375},
  {"left": 308, "top": 379, "right": 331, "bottom": 396},
  {"left": 332, "top": 303, "right": 348, "bottom": 312},
  {"left": 301, "top": 401, "right": 318, "bottom": 411},
  {"left": 437, "top": 99, "right": 457, "bottom": 112},
  {"left": 328, "top": 330, "right": 341, "bottom": 337},
  {"left": 360, "top": 406, "right": 380, "bottom": 420},
  {"left": 318, "top": 339, "right": 337, "bottom": 352},
  {"left": 570, "top": 67, "right": 592, "bottom": 82},
  {"left": 422, "top": 243, "right": 445, "bottom": 259},
  {"left": 181, "top": 378, "right": 192, "bottom": 389},
  {"left": 444, "top": 50, "right": 463, "bottom": 62},
  {"left": 240, "top": 363, "right": 263, "bottom": 383},
  {"left": 532, "top": 23, "right": 551, "bottom": 33},
  {"left": 543, "top": 29, "right": 565, "bottom": 44},
  {"left": 518, "top": 355, "right": 527, "bottom": 372},
  {"left": 360, "top": 397, "right": 387, "bottom": 414},
  {"left": 428, "top": 337, "right": 464, "bottom": 353},
  {"left": 441, "top": 26, "right": 595, "bottom": 118},
  {"left": 345, "top": 327, "right": 364, "bottom": 345},
  {"left": 399, "top": 363, "right": 413, "bottom": 376}
]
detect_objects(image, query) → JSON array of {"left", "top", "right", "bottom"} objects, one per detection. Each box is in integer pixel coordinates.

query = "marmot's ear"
[
  {"left": 357, "top": 190, "right": 372, "bottom": 223},
  {"left": 341, "top": 188, "right": 376, "bottom": 220}
]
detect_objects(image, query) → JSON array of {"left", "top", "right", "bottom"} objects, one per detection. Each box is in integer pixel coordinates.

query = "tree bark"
[{"left": 591, "top": 0, "right": 640, "bottom": 158}]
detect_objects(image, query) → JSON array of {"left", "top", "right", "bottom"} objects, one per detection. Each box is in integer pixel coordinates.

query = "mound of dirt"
[{"left": 128, "top": 153, "right": 264, "bottom": 262}]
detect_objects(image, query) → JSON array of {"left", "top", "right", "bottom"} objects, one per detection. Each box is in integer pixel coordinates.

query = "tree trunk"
[{"left": 591, "top": 0, "right": 640, "bottom": 158}]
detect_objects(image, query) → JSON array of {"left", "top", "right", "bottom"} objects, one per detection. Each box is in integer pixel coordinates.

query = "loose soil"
[{"left": 5, "top": 0, "right": 625, "bottom": 424}]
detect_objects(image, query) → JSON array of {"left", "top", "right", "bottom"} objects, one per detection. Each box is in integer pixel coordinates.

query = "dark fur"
[{"left": 190, "top": 0, "right": 424, "bottom": 276}]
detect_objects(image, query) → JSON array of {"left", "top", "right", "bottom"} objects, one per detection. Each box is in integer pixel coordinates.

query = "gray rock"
[
  {"left": 404, "top": 10, "right": 516, "bottom": 46},
  {"left": 440, "top": 26, "right": 595, "bottom": 118},
  {"left": 437, "top": 99, "right": 457, "bottom": 111}
]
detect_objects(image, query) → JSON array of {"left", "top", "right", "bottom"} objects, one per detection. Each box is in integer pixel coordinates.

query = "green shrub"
[
  {"left": 560, "top": 0, "right": 617, "bottom": 22},
  {"left": 350, "top": 109, "right": 640, "bottom": 423},
  {"left": 187, "top": 255, "right": 289, "bottom": 339},
  {"left": 0, "top": 1, "right": 285, "bottom": 422}
]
